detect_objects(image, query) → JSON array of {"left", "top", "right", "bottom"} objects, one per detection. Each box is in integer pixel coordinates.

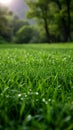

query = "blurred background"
[{"left": 0, "top": 0, "right": 73, "bottom": 44}]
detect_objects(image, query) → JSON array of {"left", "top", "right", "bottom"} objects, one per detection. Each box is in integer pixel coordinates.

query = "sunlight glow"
[{"left": 0, "top": 0, "right": 12, "bottom": 5}]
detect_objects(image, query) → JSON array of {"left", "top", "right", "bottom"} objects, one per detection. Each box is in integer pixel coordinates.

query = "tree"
[
  {"left": 26, "top": 0, "right": 52, "bottom": 42},
  {"left": 15, "top": 24, "right": 42, "bottom": 43},
  {"left": 15, "top": 25, "right": 34, "bottom": 43},
  {"left": 0, "top": 4, "right": 13, "bottom": 42},
  {"left": 51, "top": 0, "right": 72, "bottom": 42},
  {"left": 25, "top": 0, "right": 73, "bottom": 42},
  {"left": 13, "top": 15, "right": 29, "bottom": 35}
]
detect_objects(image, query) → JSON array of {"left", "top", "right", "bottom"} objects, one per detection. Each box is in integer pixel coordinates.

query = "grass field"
[{"left": 0, "top": 44, "right": 73, "bottom": 130}]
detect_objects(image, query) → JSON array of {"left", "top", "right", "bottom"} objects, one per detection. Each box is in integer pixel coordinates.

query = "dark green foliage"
[
  {"left": 26, "top": 0, "right": 73, "bottom": 42},
  {"left": 15, "top": 25, "right": 34, "bottom": 43},
  {"left": 0, "top": 36, "right": 6, "bottom": 44},
  {"left": 0, "top": 5, "right": 13, "bottom": 42},
  {"left": 13, "top": 16, "right": 29, "bottom": 35},
  {"left": 15, "top": 25, "right": 42, "bottom": 43}
]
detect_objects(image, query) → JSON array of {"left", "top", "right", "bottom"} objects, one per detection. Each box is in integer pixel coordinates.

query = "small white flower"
[
  {"left": 35, "top": 92, "right": 39, "bottom": 95},
  {"left": 25, "top": 94, "right": 27, "bottom": 97},
  {"left": 18, "top": 94, "right": 21, "bottom": 97},
  {"left": 21, "top": 98, "right": 24, "bottom": 101},
  {"left": 48, "top": 99, "right": 51, "bottom": 102},
  {"left": 26, "top": 115, "right": 32, "bottom": 122},
  {"left": 29, "top": 89, "right": 32, "bottom": 92},
  {"left": 42, "top": 98, "right": 46, "bottom": 102}
]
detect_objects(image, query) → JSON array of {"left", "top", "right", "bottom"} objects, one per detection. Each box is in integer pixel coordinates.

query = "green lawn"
[{"left": 0, "top": 44, "right": 73, "bottom": 130}]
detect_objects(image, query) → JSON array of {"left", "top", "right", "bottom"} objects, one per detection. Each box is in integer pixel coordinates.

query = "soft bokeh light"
[{"left": 0, "top": 0, "right": 12, "bottom": 5}]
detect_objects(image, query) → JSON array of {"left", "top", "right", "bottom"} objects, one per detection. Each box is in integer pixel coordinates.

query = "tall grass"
[{"left": 0, "top": 44, "right": 73, "bottom": 130}]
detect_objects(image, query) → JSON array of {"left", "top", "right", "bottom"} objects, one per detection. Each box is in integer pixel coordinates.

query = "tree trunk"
[
  {"left": 66, "top": 0, "right": 71, "bottom": 41},
  {"left": 44, "top": 18, "right": 50, "bottom": 43},
  {"left": 54, "top": 0, "right": 71, "bottom": 42}
]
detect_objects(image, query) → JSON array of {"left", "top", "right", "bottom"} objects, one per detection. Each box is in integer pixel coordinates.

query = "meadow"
[{"left": 0, "top": 43, "right": 73, "bottom": 130}]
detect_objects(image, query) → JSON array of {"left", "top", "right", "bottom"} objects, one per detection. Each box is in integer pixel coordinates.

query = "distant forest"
[{"left": 0, "top": 0, "right": 73, "bottom": 43}]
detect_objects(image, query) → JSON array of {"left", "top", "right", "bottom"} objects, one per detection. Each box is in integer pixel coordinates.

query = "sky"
[
  {"left": 9, "top": 0, "right": 28, "bottom": 19},
  {"left": 10, "top": 0, "right": 28, "bottom": 19},
  {"left": 0, "top": 0, "right": 34, "bottom": 23},
  {"left": 1, "top": 0, "right": 28, "bottom": 19}
]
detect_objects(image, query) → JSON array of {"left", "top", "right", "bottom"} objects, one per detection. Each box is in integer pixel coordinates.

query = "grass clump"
[{"left": 0, "top": 44, "right": 73, "bottom": 130}]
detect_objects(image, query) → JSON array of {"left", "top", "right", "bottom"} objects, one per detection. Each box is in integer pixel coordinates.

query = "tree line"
[{"left": 0, "top": 0, "right": 73, "bottom": 43}]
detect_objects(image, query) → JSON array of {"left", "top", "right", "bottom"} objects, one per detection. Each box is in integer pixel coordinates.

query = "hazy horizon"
[{"left": 2, "top": 0, "right": 28, "bottom": 19}]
